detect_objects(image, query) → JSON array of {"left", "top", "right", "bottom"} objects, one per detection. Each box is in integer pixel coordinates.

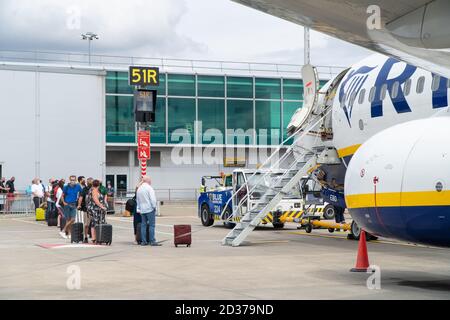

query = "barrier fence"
[
  {"left": 0, "top": 188, "right": 198, "bottom": 216},
  {"left": 0, "top": 194, "right": 34, "bottom": 215}
]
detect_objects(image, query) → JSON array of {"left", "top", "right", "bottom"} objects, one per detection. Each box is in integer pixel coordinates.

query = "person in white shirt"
[
  {"left": 54, "top": 180, "right": 65, "bottom": 231},
  {"left": 136, "top": 176, "right": 160, "bottom": 246},
  {"left": 31, "top": 178, "right": 44, "bottom": 210}
]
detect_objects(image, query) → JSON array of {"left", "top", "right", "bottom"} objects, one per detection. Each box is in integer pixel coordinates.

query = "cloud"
[
  {"left": 0, "top": 0, "right": 205, "bottom": 56},
  {"left": 0, "top": 0, "right": 372, "bottom": 68},
  {"left": 174, "top": 0, "right": 371, "bottom": 66}
]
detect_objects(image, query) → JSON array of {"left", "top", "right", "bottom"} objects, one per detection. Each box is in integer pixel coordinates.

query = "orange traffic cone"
[{"left": 350, "top": 230, "right": 370, "bottom": 272}]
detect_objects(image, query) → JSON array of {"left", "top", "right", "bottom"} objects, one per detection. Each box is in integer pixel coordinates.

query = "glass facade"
[
  {"left": 106, "top": 71, "right": 327, "bottom": 145},
  {"left": 168, "top": 98, "right": 196, "bottom": 144},
  {"left": 227, "top": 99, "right": 254, "bottom": 145},
  {"left": 256, "top": 100, "right": 281, "bottom": 145},
  {"left": 198, "top": 99, "right": 225, "bottom": 144}
]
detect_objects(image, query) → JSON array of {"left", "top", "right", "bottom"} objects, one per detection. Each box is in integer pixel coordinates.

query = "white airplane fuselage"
[{"left": 325, "top": 53, "right": 450, "bottom": 247}]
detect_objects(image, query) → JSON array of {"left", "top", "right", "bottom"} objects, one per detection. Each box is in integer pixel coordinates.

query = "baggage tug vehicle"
[{"left": 198, "top": 170, "right": 334, "bottom": 229}]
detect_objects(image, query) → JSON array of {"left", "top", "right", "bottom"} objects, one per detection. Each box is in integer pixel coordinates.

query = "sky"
[{"left": 0, "top": 0, "right": 372, "bottom": 68}]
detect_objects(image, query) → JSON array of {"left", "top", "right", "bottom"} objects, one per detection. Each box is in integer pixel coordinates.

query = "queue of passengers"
[{"left": 34, "top": 175, "right": 111, "bottom": 244}]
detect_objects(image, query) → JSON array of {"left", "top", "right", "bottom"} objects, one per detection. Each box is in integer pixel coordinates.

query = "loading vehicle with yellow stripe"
[{"left": 198, "top": 169, "right": 335, "bottom": 229}]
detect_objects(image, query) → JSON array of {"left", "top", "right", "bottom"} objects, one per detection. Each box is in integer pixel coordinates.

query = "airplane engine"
[{"left": 344, "top": 116, "right": 450, "bottom": 247}]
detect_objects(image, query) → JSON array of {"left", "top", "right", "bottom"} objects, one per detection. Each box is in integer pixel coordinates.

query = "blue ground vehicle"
[
  {"left": 198, "top": 170, "right": 323, "bottom": 229},
  {"left": 198, "top": 175, "right": 234, "bottom": 227}
]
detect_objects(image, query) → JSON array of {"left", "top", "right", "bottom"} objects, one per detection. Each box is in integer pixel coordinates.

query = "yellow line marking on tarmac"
[
  {"left": 288, "top": 232, "right": 344, "bottom": 240},
  {"left": 251, "top": 240, "right": 290, "bottom": 244},
  {"left": 288, "top": 231, "right": 444, "bottom": 249}
]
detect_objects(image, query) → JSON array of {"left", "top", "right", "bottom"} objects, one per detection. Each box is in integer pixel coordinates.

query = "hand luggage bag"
[
  {"left": 174, "top": 224, "right": 191, "bottom": 247},
  {"left": 47, "top": 217, "right": 58, "bottom": 227},
  {"left": 36, "top": 208, "right": 45, "bottom": 221},
  {"left": 95, "top": 212, "right": 112, "bottom": 245},
  {"left": 71, "top": 210, "right": 84, "bottom": 243}
]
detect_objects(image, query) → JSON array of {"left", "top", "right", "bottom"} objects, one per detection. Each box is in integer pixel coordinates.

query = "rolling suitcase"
[
  {"left": 174, "top": 225, "right": 191, "bottom": 247},
  {"left": 136, "top": 222, "right": 150, "bottom": 244},
  {"left": 47, "top": 217, "right": 58, "bottom": 227},
  {"left": 36, "top": 208, "right": 45, "bottom": 221},
  {"left": 47, "top": 203, "right": 58, "bottom": 226},
  {"left": 71, "top": 210, "right": 84, "bottom": 243},
  {"left": 95, "top": 212, "right": 112, "bottom": 245}
]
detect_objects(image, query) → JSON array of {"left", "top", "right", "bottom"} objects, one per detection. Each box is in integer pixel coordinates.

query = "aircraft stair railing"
[
  {"left": 221, "top": 107, "right": 332, "bottom": 246},
  {"left": 219, "top": 106, "right": 331, "bottom": 222}
]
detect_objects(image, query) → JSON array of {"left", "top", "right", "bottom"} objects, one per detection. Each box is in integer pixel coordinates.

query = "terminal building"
[{"left": 0, "top": 51, "right": 344, "bottom": 198}]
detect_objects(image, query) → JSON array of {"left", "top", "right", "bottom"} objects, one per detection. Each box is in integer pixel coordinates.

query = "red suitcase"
[{"left": 174, "top": 224, "right": 192, "bottom": 247}]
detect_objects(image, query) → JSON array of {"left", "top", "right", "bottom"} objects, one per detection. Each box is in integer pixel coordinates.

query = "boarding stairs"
[{"left": 221, "top": 106, "right": 337, "bottom": 246}]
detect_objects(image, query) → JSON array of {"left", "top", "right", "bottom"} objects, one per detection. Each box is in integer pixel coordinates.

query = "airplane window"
[
  {"left": 358, "top": 89, "right": 365, "bottom": 104},
  {"left": 404, "top": 78, "right": 411, "bottom": 96},
  {"left": 369, "top": 87, "right": 375, "bottom": 102},
  {"left": 350, "top": 92, "right": 357, "bottom": 107},
  {"left": 391, "top": 81, "right": 399, "bottom": 99},
  {"left": 380, "top": 84, "right": 388, "bottom": 100},
  {"left": 432, "top": 75, "right": 440, "bottom": 91},
  {"left": 340, "top": 93, "right": 346, "bottom": 108},
  {"left": 416, "top": 76, "right": 425, "bottom": 94}
]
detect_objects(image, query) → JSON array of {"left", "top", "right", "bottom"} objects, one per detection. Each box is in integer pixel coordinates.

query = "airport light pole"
[{"left": 81, "top": 32, "right": 99, "bottom": 65}]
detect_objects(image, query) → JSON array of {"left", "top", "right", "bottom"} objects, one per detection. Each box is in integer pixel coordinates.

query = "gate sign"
[
  {"left": 137, "top": 131, "right": 150, "bottom": 160},
  {"left": 129, "top": 66, "right": 160, "bottom": 87}
]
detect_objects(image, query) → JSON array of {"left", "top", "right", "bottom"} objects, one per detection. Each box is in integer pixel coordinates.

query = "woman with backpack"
[{"left": 86, "top": 179, "right": 107, "bottom": 244}]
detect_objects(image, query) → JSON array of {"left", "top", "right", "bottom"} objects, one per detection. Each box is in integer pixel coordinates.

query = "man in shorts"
[{"left": 59, "top": 175, "right": 82, "bottom": 240}]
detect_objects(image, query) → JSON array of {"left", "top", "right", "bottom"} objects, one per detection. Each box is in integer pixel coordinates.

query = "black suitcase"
[
  {"left": 96, "top": 224, "right": 113, "bottom": 245},
  {"left": 71, "top": 223, "right": 84, "bottom": 243},
  {"left": 46, "top": 202, "right": 57, "bottom": 221},
  {"left": 136, "top": 222, "right": 150, "bottom": 244},
  {"left": 71, "top": 210, "right": 84, "bottom": 243},
  {"left": 47, "top": 217, "right": 57, "bottom": 227}
]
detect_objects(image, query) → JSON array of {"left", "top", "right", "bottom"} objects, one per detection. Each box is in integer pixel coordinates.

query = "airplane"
[{"left": 231, "top": 0, "right": 450, "bottom": 247}]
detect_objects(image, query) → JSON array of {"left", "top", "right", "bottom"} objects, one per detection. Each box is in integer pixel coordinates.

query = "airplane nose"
[{"left": 344, "top": 116, "right": 450, "bottom": 247}]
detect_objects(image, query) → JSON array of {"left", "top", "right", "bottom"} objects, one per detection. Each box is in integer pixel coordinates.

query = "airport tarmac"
[{"left": 1, "top": 202, "right": 450, "bottom": 300}]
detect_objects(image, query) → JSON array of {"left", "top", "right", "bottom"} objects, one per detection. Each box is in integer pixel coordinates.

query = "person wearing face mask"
[{"left": 59, "top": 175, "right": 82, "bottom": 240}]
